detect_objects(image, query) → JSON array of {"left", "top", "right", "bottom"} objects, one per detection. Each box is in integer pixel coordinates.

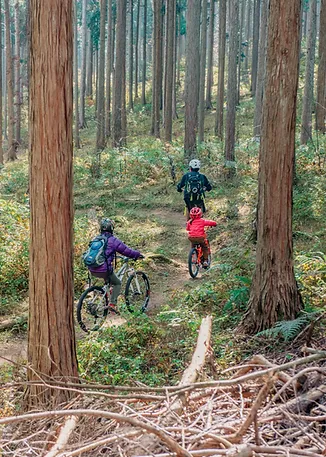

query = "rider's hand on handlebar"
[{"left": 138, "top": 254, "right": 145, "bottom": 260}]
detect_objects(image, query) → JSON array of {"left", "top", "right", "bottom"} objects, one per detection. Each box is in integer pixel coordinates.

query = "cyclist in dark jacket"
[
  {"left": 177, "top": 159, "right": 212, "bottom": 218},
  {"left": 89, "top": 218, "right": 143, "bottom": 312}
]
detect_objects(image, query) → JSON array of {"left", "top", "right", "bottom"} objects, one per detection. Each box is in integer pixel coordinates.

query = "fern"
[{"left": 256, "top": 312, "right": 321, "bottom": 341}]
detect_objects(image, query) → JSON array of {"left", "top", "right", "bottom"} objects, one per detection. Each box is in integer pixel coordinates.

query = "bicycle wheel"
[
  {"left": 188, "top": 247, "right": 200, "bottom": 278},
  {"left": 77, "top": 286, "right": 108, "bottom": 332},
  {"left": 125, "top": 271, "right": 150, "bottom": 313}
]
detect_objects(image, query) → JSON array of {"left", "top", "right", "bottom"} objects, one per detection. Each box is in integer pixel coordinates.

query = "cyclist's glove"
[
  {"left": 177, "top": 185, "right": 182, "bottom": 193},
  {"left": 138, "top": 254, "right": 145, "bottom": 259}
]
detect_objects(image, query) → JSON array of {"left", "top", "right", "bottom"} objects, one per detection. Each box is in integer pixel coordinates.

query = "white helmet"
[{"left": 189, "top": 159, "right": 201, "bottom": 170}]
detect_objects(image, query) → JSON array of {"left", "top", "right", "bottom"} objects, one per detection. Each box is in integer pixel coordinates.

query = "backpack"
[
  {"left": 82, "top": 234, "right": 109, "bottom": 268},
  {"left": 186, "top": 173, "right": 204, "bottom": 200}
]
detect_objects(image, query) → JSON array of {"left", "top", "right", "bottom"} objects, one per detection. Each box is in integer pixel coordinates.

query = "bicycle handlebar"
[{"left": 116, "top": 255, "right": 144, "bottom": 262}]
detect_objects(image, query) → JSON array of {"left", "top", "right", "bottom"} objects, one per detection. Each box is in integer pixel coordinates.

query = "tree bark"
[
  {"left": 242, "top": 0, "right": 303, "bottom": 334},
  {"left": 215, "top": 0, "right": 227, "bottom": 139},
  {"left": 224, "top": 0, "right": 238, "bottom": 175},
  {"left": 164, "top": 0, "right": 175, "bottom": 143},
  {"left": 112, "top": 0, "right": 127, "bottom": 147},
  {"left": 244, "top": 0, "right": 252, "bottom": 80},
  {"left": 237, "top": 0, "right": 246, "bottom": 104},
  {"left": 316, "top": 0, "right": 326, "bottom": 133},
  {"left": 96, "top": 0, "right": 107, "bottom": 150},
  {"left": 73, "top": 0, "right": 80, "bottom": 149},
  {"left": 198, "top": 0, "right": 208, "bottom": 144},
  {"left": 0, "top": 5, "right": 3, "bottom": 166},
  {"left": 151, "top": 0, "right": 163, "bottom": 137},
  {"left": 86, "top": 30, "right": 93, "bottom": 98},
  {"left": 106, "top": 0, "right": 113, "bottom": 138},
  {"left": 14, "top": 1, "right": 22, "bottom": 144},
  {"left": 184, "top": 0, "right": 201, "bottom": 158},
  {"left": 300, "top": 0, "right": 317, "bottom": 145},
  {"left": 253, "top": 0, "right": 269, "bottom": 138},
  {"left": 128, "top": 0, "right": 134, "bottom": 110},
  {"left": 141, "top": 0, "right": 147, "bottom": 105},
  {"left": 4, "top": 0, "right": 16, "bottom": 160},
  {"left": 28, "top": 0, "right": 78, "bottom": 406},
  {"left": 205, "top": 0, "right": 215, "bottom": 110},
  {"left": 251, "top": 0, "right": 260, "bottom": 96},
  {"left": 134, "top": 0, "right": 140, "bottom": 101},
  {"left": 79, "top": 0, "right": 87, "bottom": 127}
]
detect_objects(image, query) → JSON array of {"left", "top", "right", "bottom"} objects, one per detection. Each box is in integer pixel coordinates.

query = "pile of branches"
[{"left": 1, "top": 316, "right": 326, "bottom": 457}]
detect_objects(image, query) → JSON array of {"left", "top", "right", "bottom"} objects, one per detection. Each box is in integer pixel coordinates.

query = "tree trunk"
[
  {"left": 215, "top": 0, "right": 227, "bottom": 139},
  {"left": 134, "top": 0, "right": 140, "bottom": 101},
  {"left": 4, "top": 0, "right": 15, "bottom": 160},
  {"left": 251, "top": 0, "right": 260, "bottom": 96},
  {"left": 237, "top": 0, "right": 246, "bottom": 104},
  {"left": 128, "top": 0, "right": 134, "bottom": 110},
  {"left": 74, "top": 0, "right": 80, "bottom": 149},
  {"left": 94, "top": 48, "right": 99, "bottom": 115},
  {"left": 106, "top": 0, "right": 113, "bottom": 139},
  {"left": 184, "top": 0, "right": 201, "bottom": 158},
  {"left": 224, "top": 0, "right": 238, "bottom": 176},
  {"left": 198, "top": 0, "right": 208, "bottom": 144},
  {"left": 151, "top": 0, "right": 163, "bottom": 137},
  {"left": 205, "top": 0, "right": 215, "bottom": 110},
  {"left": 86, "top": 30, "right": 93, "bottom": 98},
  {"left": 244, "top": 0, "right": 252, "bottom": 81},
  {"left": 300, "top": 0, "right": 317, "bottom": 145},
  {"left": 164, "top": 0, "right": 175, "bottom": 143},
  {"left": 253, "top": 0, "right": 269, "bottom": 138},
  {"left": 172, "top": 0, "right": 178, "bottom": 119},
  {"left": 3, "top": 21, "right": 7, "bottom": 141},
  {"left": 96, "top": 0, "right": 107, "bottom": 150},
  {"left": 242, "top": 0, "right": 302, "bottom": 334},
  {"left": 141, "top": 0, "right": 147, "bottom": 105},
  {"left": 316, "top": 0, "right": 326, "bottom": 133},
  {"left": 28, "top": 0, "right": 78, "bottom": 406},
  {"left": 14, "top": 2, "right": 21, "bottom": 144},
  {"left": 0, "top": 6, "right": 2, "bottom": 166},
  {"left": 112, "top": 0, "right": 127, "bottom": 147},
  {"left": 79, "top": 0, "right": 87, "bottom": 127}
]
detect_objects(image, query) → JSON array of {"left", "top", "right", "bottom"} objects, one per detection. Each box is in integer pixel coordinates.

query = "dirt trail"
[{"left": 0, "top": 209, "right": 198, "bottom": 367}]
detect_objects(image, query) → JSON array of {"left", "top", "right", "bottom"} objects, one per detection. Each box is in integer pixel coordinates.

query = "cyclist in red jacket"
[{"left": 186, "top": 207, "right": 216, "bottom": 267}]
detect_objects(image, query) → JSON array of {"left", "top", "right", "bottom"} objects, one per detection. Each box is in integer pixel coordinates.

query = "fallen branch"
[
  {"left": 0, "top": 409, "right": 192, "bottom": 457},
  {"left": 45, "top": 416, "right": 78, "bottom": 457},
  {"left": 146, "top": 253, "right": 184, "bottom": 268},
  {"left": 0, "top": 313, "right": 28, "bottom": 331}
]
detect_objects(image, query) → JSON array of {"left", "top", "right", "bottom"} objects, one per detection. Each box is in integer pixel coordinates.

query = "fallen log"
[{"left": 0, "top": 313, "right": 28, "bottom": 331}]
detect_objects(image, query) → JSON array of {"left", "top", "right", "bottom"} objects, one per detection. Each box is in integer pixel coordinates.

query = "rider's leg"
[{"left": 107, "top": 271, "right": 122, "bottom": 305}]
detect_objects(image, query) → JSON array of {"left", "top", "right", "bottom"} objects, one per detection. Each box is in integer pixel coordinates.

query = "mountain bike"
[
  {"left": 77, "top": 256, "right": 150, "bottom": 332},
  {"left": 188, "top": 239, "right": 211, "bottom": 279}
]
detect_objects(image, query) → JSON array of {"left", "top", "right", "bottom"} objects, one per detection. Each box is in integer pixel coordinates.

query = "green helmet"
[{"left": 100, "top": 218, "right": 115, "bottom": 233}]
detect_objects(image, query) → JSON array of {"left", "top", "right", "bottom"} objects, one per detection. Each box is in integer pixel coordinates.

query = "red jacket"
[{"left": 186, "top": 218, "right": 217, "bottom": 238}]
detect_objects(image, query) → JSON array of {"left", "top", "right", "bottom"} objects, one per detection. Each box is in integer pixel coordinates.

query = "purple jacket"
[{"left": 89, "top": 233, "right": 141, "bottom": 274}]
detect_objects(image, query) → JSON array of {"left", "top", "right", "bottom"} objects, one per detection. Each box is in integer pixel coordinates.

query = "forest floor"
[{"left": 0, "top": 206, "right": 208, "bottom": 366}]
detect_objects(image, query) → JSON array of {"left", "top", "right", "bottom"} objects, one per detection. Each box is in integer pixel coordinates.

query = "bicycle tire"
[
  {"left": 188, "top": 247, "right": 200, "bottom": 278},
  {"left": 76, "top": 286, "right": 108, "bottom": 332},
  {"left": 125, "top": 271, "right": 150, "bottom": 313}
]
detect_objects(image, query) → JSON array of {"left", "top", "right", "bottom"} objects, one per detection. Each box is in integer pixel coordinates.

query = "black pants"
[{"left": 184, "top": 198, "right": 205, "bottom": 219}]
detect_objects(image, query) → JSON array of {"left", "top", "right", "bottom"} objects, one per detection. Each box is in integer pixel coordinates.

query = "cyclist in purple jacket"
[{"left": 89, "top": 218, "right": 144, "bottom": 313}]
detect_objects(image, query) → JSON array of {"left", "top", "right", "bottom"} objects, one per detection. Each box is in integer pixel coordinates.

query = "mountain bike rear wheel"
[
  {"left": 125, "top": 271, "right": 150, "bottom": 313},
  {"left": 188, "top": 247, "right": 200, "bottom": 278},
  {"left": 77, "top": 286, "right": 108, "bottom": 332}
]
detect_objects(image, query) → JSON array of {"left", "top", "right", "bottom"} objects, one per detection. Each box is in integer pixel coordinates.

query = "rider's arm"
[
  {"left": 176, "top": 174, "right": 187, "bottom": 192},
  {"left": 203, "top": 219, "right": 217, "bottom": 227},
  {"left": 203, "top": 175, "right": 212, "bottom": 192},
  {"left": 114, "top": 238, "right": 142, "bottom": 259}
]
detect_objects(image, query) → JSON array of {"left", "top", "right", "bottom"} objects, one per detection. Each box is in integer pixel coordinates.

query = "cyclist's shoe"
[
  {"left": 108, "top": 304, "right": 120, "bottom": 315},
  {"left": 202, "top": 261, "right": 209, "bottom": 269}
]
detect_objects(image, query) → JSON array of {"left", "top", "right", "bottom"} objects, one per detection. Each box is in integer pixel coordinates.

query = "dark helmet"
[{"left": 100, "top": 218, "right": 115, "bottom": 233}]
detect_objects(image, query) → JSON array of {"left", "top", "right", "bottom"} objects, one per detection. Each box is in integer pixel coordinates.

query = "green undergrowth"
[{"left": 1, "top": 99, "right": 326, "bottom": 384}]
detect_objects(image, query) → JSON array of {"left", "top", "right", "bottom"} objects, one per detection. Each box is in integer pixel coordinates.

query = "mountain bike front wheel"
[
  {"left": 77, "top": 286, "right": 108, "bottom": 332},
  {"left": 188, "top": 247, "right": 200, "bottom": 278},
  {"left": 125, "top": 271, "right": 150, "bottom": 313}
]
